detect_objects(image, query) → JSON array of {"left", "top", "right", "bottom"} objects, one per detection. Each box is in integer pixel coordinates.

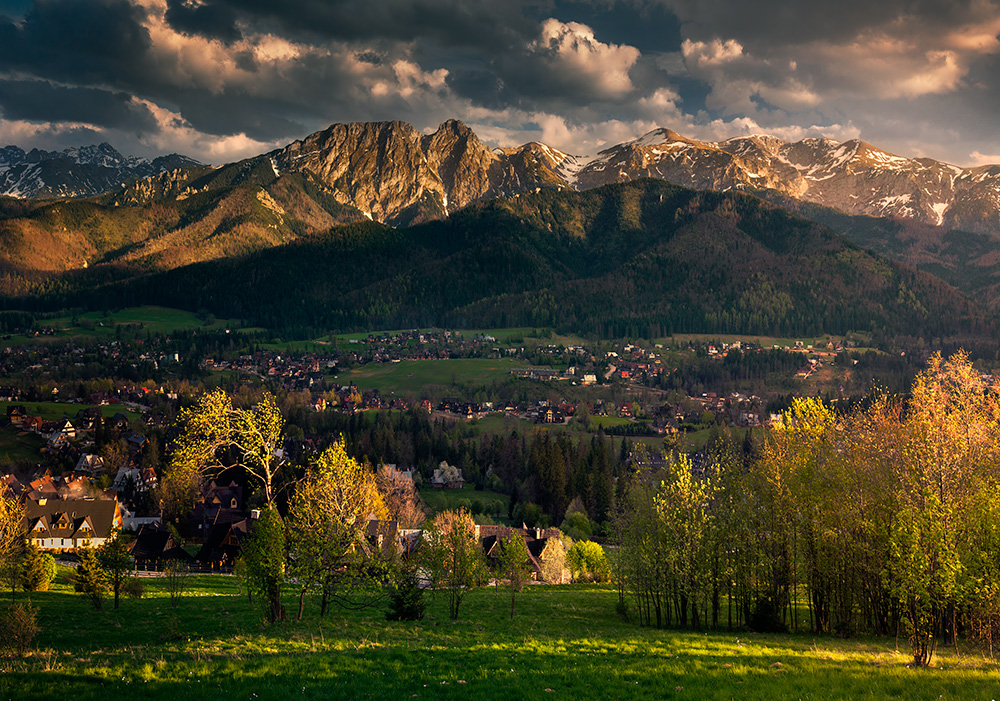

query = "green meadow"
[
  {"left": 344, "top": 358, "right": 531, "bottom": 394},
  {"left": 417, "top": 485, "right": 510, "bottom": 516},
  {"left": 0, "top": 401, "right": 140, "bottom": 422},
  {"left": 11, "top": 306, "right": 239, "bottom": 343},
  {"left": 4, "top": 572, "right": 999, "bottom": 700}
]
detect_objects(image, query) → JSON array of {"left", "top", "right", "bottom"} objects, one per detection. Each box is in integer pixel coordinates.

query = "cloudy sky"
[{"left": 2, "top": 0, "right": 1000, "bottom": 166}]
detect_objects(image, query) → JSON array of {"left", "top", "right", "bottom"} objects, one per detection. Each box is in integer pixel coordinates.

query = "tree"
[
  {"left": 539, "top": 537, "right": 567, "bottom": 584},
  {"left": 422, "top": 508, "right": 486, "bottom": 620},
  {"left": 164, "top": 560, "right": 189, "bottom": 608},
  {"left": 0, "top": 493, "right": 25, "bottom": 601},
  {"left": 286, "top": 440, "right": 389, "bottom": 619},
  {"left": 161, "top": 389, "right": 286, "bottom": 517},
  {"left": 240, "top": 508, "right": 286, "bottom": 624},
  {"left": 497, "top": 532, "right": 532, "bottom": 619},
  {"left": 566, "top": 540, "right": 611, "bottom": 583},
  {"left": 377, "top": 464, "right": 425, "bottom": 528},
  {"left": 385, "top": 562, "right": 425, "bottom": 621},
  {"left": 74, "top": 544, "right": 108, "bottom": 610},
  {"left": 98, "top": 529, "right": 133, "bottom": 610},
  {"left": 20, "top": 542, "right": 56, "bottom": 592}
]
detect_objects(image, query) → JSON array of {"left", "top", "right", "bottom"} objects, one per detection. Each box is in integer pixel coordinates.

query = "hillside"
[{"left": 37, "top": 179, "right": 984, "bottom": 340}]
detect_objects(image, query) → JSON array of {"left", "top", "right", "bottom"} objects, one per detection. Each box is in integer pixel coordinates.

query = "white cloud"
[
  {"left": 528, "top": 18, "right": 641, "bottom": 99},
  {"left": 967, "top": 151, "right": 1000, "bottom": 167},
  {"left": 681, "top": 38, "right": 744, "bottom": 66}
]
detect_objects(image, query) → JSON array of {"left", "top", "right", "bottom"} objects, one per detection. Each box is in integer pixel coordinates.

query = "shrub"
[
  {"left": 164, "top": 561, "right": 189, "bottom": 608},
  {"left": 747, "top": 595, "right": 788, "bottom": 633},
  {"left": 385, "top": 564, "right": 425, "bottom": 621},
  {"left": 1, "top": 601, "right": 39, "bottom": 657},
  {"left": 566, "top": 540, "right": 611, "bottom": 583},
  {"left": 123, "top": 577, "right": 145, "bottom": 599}
]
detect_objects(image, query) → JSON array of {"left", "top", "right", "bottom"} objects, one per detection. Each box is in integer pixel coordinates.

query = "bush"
[
  {"left": 122, "top": 577, "right": 145, "bottom": 599},
  {"left": 385, "top": 564, "right": 425, "bottom": 621},
  {"left": 1, "top": 601, "right": 40, "bottom": 657},
  {"left": 747, "top": 595, "right": 788, "bottom": 633},
  {"left": 566, "top": 540, "right": 610, "bottom": 583}
]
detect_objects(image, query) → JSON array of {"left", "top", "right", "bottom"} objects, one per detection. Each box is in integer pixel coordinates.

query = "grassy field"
[
  {"left": 9, "top": 306, "right": 239, "bottom": 344},
  {"left": 0, "top": 400, "right": 140, "bottom": 422},
  {"left": 4, "top": 572, "right": 999, "bottom": 700},
  {"left": 418, "top": 485, "right": 510, "bottom": 516},
  {"left": 659, "top": 333, "right": 835, "bottom": 349},
  {"left": 0, "top": 428, "right": 44, "bottom": 463},
  {"left": 344, "top": 359, "right": 530, "bottom": 394}
]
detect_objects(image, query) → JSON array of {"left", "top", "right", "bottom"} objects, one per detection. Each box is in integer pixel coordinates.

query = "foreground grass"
[{"left": 3, "top": 574, "right": 999, "bottom": 700}]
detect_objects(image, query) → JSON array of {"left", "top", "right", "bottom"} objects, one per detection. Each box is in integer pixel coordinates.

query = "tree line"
[{"left": 614, "top": 351, "right": 1000, "bottom": 666}]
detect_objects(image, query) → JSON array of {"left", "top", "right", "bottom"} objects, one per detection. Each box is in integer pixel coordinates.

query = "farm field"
[
  {"left": 0, "top": 400, "right": 141, "bottom": 422},
  {"left": 11, "top": 306, "right": 239, "bottom": 343},
  {"left": 4, "top": 573, "right": 999, "bottom": 700},
  {"left": 344, "top": 358, "right": 531, "bottom": 394}
]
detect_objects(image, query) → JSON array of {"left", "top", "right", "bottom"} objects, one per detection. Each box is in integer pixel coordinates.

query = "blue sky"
[{"left": 1, "top": 0, "right": 999, "bottom": 166}]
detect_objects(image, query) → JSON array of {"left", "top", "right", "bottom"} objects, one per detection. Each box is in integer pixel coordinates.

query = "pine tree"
[
  {"left": 74, "top": 544, "right": 108, "bottom": 610},
  {"left": 20, "top": 542, "right": 55, "bottom": 592}
]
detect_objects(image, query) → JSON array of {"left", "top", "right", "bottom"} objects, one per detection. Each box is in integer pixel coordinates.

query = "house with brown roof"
[{"left": 24, "top": 497, "right": 123, "bottom": 551}]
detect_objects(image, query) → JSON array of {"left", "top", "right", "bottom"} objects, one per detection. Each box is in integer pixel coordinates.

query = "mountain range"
[
  {"left": 1, "top": 119, "right": 999, "bottom": 339},
  {"left": 0, "top": 143, "right": 202, "bottom": 199},
  {"left": 7, "top": 120, "right": 1000, "bottom": 235}
]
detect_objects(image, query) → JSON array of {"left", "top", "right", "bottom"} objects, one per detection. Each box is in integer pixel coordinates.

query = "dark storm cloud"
[
  {"left": 0, "top": 0, "right": 997, "bottom": 166},
  {"left": 165, "top": 88, "right": 306, "bottom": 141},
  {"left": 0, "top": 79, "right": 157, "bottom": 131},
  {"left": 164, "top": 0, "right": 242, "bottom": 44},
  {"left": 0, "top": 0, "right": 152, "bottom": 87},
  {"left": 168, "top": 0, "right": 540, "bottom": 52},
  {"left": 659, "top": 0, "right": 998, "bottom": 47}
]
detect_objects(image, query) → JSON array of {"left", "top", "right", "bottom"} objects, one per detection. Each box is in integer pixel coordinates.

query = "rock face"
[
  {"left": 0, "top": 143, "right": 202, "bottom": 199},
  {"left": 271, "top": 120, "right": 501, "bottom": 226},
  {"left": 264, "top": 120, "right": 1000, "bottom": 234}
]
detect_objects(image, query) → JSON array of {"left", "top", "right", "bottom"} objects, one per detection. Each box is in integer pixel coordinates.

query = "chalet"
[
  {"left": 130, "top": 523, "right": 192, "bottom": 569},
  {"left": 56, "top": 474, "right": 92, "bottom": 500},
  {"left": 125, "top": 433, "right": 148, "bottom": 452},
  {"left": 25, "top": 497, "right": 123, "bottom": 551},
  {"left": 74, "top": 454, "right": 104, "bottom": 474},
  {"left": 195, "top": 515, "right": 252, "bottom": 569},
  {"left": 108, "top": 412, "right": 130, "bottom": 433},
  {"left": 6, "top": 405, "right": 25, "bottom": 426},
  {"left": 21, "top": 416, "right": 43, "bottom": 433},
  {"left": 431, "top": 462, "right": 464, "bottom": 489},
  {"left": 27, "top": 474, "right": 59, "bottom": 501},
  {"left": 477, "top": 525, "right": 567, "bottom": 582}
]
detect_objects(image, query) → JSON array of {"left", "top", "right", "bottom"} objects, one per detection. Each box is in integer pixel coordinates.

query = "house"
[
  {"left": 431, "top": 462, "right": 464, "bottom": 489},
  {"left": 6, "top": 405, "right": 25, "bottom": 426},
  {"left": 130, "top": 523, "right": 191, "bottom": 569},
  {"left": 194, "top": 515, "right": 252, "bottom": 569},
  {"left": 74, "top": 454, "right": 104, "bottom": 475},
  {"left": 24, "top": 497, "right": 123, "bottom": 551},
  {"left": 364, "top": 519, "right": 399, "bottom": 557},
  {"left": 201, "top": 480, "right": 243, "bottom": 511},
  {"left": 476, "top": 525, "right": 567, "bottom": 583}
]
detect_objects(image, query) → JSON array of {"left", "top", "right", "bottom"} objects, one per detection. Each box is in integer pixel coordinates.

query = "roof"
[{"left": 24, "top": 498, "right": 119, "bottom": 541}]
